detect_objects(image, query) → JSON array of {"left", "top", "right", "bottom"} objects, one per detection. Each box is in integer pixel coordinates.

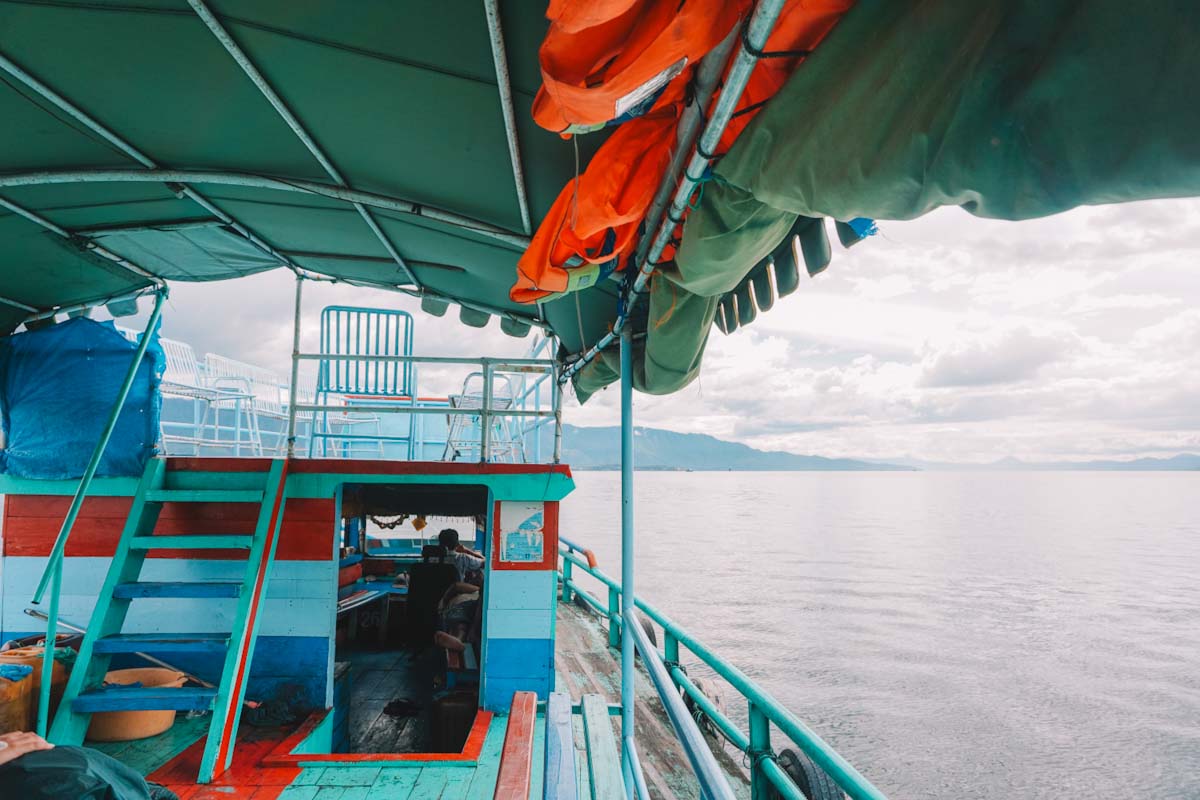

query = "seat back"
[
  {"left": 160, "top": 337, "right": 203, "bottom": 388},
  {"left": 316, "top": 305, "right": 414, "bottom": 398},
  {"left": 406, "top": 561, "right": 459, "bottom": 645},
  {"left": 203, "top": 353, "right": 287, "bottom": 416}
]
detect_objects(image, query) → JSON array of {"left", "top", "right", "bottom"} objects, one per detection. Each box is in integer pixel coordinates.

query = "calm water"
[{"left": 559, "top": 471, "right": 1200, "bottom": 800}]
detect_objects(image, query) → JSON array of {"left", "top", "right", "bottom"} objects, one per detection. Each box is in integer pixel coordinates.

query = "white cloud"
[{"left": 111, "top": 198, "right": 1200, "bottom": 463}]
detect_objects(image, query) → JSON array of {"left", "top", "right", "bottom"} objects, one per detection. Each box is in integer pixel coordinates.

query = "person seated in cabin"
[
  {"left": 433, "top": 572, "right": 482, "bottom": 659},
  {"left": 437, "top": 528, "right": 484, "bottom": 582},
  {"left": 0, "top": 731, "right": 178, "bottom": 799}
]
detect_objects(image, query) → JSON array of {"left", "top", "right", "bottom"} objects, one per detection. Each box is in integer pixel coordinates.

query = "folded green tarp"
[{"left": 577, "top": 0, "right": 1200, "bottom": 398}]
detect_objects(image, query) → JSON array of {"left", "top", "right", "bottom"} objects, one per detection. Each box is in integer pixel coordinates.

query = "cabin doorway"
[{"left": 333, "top": 482, "right": 489, "bottom": 755}]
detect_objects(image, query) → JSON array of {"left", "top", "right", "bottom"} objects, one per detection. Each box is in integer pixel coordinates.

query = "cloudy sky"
[{"left": 117, "top": 198, "right": 1200, "bottom": 464}]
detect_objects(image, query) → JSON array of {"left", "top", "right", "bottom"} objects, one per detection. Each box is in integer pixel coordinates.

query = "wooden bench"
[
  {"left": 543, "top": 693, "right": 624, "bottom": 800},
  {"left": 543, "top": 692, "right": 577, "bottom": 800},
  {"left": 494, "top": 691, "right": 538, "bottom": 800}
]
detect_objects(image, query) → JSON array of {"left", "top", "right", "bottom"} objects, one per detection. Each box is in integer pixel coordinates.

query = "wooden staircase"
[{"left": 49, "top": 457, "right": 290, "bottom": 783}]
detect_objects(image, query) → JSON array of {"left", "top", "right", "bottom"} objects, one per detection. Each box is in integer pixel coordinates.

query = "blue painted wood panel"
[
  {"left": 486, "top": 608, "right": 554, "bottom": 641},
  {"left": 488, "top": 570, "right": 557, "bottom": 610}
]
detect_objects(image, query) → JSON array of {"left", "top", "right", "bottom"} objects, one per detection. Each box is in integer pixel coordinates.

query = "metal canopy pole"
[
  {"left": 286, "top": 274, "right": 304, "bottom": 458},
  {"left": 0, "top": 194, "right": 161, "bottom": 286},
  {"left": 0, "top": 169, "right": 531, "bottom": 252},
  {"left": 186, "top": 0, "right": 420, "bottom": 289},
  {"left": 619, "top": 327, "right": 638, "bottom": 797},
  {"left": 482, "top": 0, "right": 533, "bottom": 236},
  {"left": 0, "top": 52, "right": 296, "bottom": 273},
  {"left": 559, "top": 0, "right": 787, "bottom": 384}
]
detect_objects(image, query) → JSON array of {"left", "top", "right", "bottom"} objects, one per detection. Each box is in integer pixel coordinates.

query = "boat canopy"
[{"left": 1, "top": 1, "right": 1198, "bottom": 399}]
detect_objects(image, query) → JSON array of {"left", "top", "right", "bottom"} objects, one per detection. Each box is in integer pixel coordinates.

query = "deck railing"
[
  {"left": 558, "top": 546, "right": 890, "bottom": 800},
  {"left": 286, "top": 353, "right": 563, "bottom": 462}
]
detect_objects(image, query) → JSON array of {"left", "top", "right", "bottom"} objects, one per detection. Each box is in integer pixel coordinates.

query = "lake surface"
[{"left": 559, "top": 471, "right": 1200, "bottom": 800}]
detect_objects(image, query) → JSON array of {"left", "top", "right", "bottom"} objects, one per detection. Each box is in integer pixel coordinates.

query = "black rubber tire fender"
[{"left": 770, "top": 748, "right": 845, "bottom": 800}]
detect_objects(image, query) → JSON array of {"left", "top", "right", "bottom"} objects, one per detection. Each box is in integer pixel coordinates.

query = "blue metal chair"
[{"left": 308, "top": 306, "right": 416, "bottom": 458}]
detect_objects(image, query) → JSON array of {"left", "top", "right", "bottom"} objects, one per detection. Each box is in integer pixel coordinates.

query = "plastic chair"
[
  {"left": 158, "top": 338, "right": 258, "bottom": 455},
  {"left": 309, "top": 306, "right": 415, "bottom": 458},
  {"left": 442, "top": 372, "right": 524, "bottom": 463}
]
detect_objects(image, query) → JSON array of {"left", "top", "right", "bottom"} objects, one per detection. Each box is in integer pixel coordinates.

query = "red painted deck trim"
[
  {"left": 494, "top": 692, "right": 538, "bottom": 800},
  {"left": 214, "top": 460, "right": 291, "bottom": 774},
  {"left": 260, "top": 709, "right": 495, "bottom": 767},
  {"left": 166, "top": 457, "right": 571, "bottom": 477}
]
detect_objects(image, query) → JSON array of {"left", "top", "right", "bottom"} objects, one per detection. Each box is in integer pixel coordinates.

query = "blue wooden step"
[
  {"left": 129, "top": 534, "right": 253, "bottom": 550},
  {"left": 143, "top": 489, "right": 264, "bottom": 504},
  {"left": 93, "top": 633, "right": 230, "bottom": 656},
  {"left": 73, "top": 686, "right": 217, "bottom": 713},
  {"left": 113, "top": 581, "right": 242, "bottom": 599}
]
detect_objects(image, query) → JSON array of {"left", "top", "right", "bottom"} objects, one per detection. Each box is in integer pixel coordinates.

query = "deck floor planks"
[
  {"left": 553, "top": 601, "right": 752, "bottom": 800},
  {"left": 346, "top": 648, "right": 435, "bottom": 754}
]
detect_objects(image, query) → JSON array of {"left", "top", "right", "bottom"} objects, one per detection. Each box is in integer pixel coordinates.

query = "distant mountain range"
[
  {"left": 549, "top": 425, "right": 1200, "bottom": 471},
  {"left": 900, "top": 453, "right": 1200, "bottom": 471},
  {"left": 552, "top": 425, "right": 911, "bottom": 471}
]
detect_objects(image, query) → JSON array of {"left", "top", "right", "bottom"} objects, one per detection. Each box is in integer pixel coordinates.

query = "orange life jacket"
[
  {"left": 511, "top": 92, "right": 683, "bottom": 303},
  {"left": 533, "top": 0, "right": 750, "bottom": 134}
]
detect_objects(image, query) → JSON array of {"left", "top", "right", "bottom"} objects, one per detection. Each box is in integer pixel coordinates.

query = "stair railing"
[{"left": 30, "top": 288, "right": 167, "bottom": 736}]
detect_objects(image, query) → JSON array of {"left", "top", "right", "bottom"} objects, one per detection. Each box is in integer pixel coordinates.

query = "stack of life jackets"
[{"left": 511, "top": 0, "right": 856, "bottom": 305}]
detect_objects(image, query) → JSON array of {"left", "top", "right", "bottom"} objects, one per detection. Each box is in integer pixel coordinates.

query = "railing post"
[
  {"left": 285, "top": 273, "right": 303, "bottom": 458},
  {"left": 561, "top": 556, "right": 574, "bottom": 603},
  {"left": 607, "top": 585, "right": 621, "bottom": 650},
  {"left": 552, "top": 357, "right": 563, "bottom": 463},
  {"left": 664, "top": 629, "right": 679, "bottom": 665},
  {"left": 749, "top": 702, "right": 771, "bottom": 800},
  {"left": 36, "top": 561, "right": 62, "bottom": 737},
  {"left": 619, "top": 327, "right": 637, "bottom": 799},
  {"left": 481, "top": 359, "right": 493, "bottom": 462}
]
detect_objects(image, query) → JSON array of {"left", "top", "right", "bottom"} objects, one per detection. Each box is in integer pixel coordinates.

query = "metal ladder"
[{"left": 49, "top": 457, "right": 289, "bottom": 783}]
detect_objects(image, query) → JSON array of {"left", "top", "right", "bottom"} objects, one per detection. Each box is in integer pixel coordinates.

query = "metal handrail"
[
  {"left": 32, "top": 289, "right": 168, "bottom": 735},
  {"left": 625, "top": 607, "right": 737, "bottom": 800},
  {"left": 559, "top": 547, "right": 890, "bottom": 800}
]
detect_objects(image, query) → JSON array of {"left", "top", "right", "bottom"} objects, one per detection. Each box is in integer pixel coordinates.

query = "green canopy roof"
[
  {"left": 3, "top": 1, "right": 1198, "bottom": 399},
  {"left": 0, "top": 0, "right": 618, "bottom": 353}
]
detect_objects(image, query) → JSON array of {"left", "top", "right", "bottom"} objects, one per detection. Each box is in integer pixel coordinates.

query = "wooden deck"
[
  {"left": 553, "top": 600, "right": 751, "bottom": 800},
  {"left": 85, "top": 596, "right": 747, "bottom": 799}
]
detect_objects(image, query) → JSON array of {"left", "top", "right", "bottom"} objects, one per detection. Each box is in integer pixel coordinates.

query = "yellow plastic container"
[
  {"left": 86, "top": 667, "right": 187, "bottom": 742},
  {"left": 0, "top": 647, "right": 69, "bottom": 729},
  {"left": 0, "top": 669, "right": 32, "bottom": 735}
]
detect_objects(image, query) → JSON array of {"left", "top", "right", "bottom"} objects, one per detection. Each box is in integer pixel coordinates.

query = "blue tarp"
[{"left": 0, "top": 318, "right": 164, "bottom": 479}]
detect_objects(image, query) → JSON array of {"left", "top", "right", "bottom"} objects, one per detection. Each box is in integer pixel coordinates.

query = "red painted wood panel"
[
  {"left": 493, "top": 691, "right": 537, "bottom": 800},
  {"left": 3, "top": 497, "right": 334, "bottom": 560}
]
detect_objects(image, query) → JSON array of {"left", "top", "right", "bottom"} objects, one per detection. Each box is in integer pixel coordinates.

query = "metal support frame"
[
  {"left": 559, "top": 0, "right": 787, "bottom": 384},
  {"left": 0, "top": 293, "right": 38, "bottom": 313},
  {"left": 186, "top": 0, "right": 419, "bottom": 288},
  {"left": 0, "top": 169, "right": 530, "bottom": 251},
  {"left": 481, "top": 363, "right": 494, "bottom": 462},
  {"left": 285, "top": 274, "right": 304, "bottom": 458},
  {"left": 0, "top": 51, "right": 296, "bottom": 273},
  {"left": 0, "top": 194, "right": 161, "bottom": 285},
  {"left": 33, "top": 288, "right": 167, "bottom": 735},
  {"left": 619, "top": 328, "right": 638, "bottom": 797},
  {"left": 482, "top": 0, "right": 532, "bottom": 236}
]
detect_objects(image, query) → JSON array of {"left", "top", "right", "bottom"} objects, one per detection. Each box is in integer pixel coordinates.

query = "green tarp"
[
  {"left": 3, "top": 2, "right": 1200, "bottom": 401},
  {"left": 576, "top": 0, "right": 1200, "bottom": 398}
]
